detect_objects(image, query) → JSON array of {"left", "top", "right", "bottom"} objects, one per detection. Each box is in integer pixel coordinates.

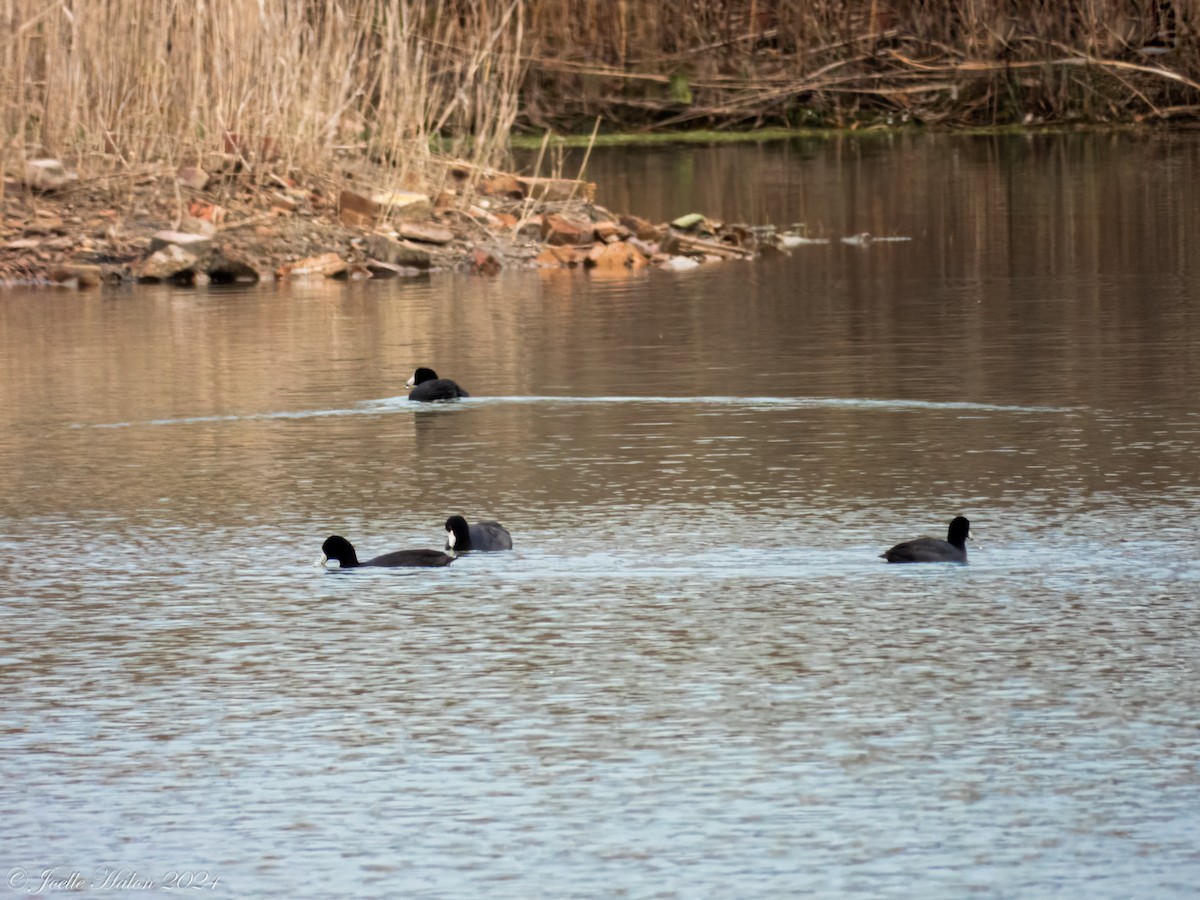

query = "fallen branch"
[{"left": 888, "top": 47, "right": 1200, "bottom": 94}]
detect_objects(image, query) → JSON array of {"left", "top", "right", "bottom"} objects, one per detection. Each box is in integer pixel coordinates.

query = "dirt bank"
[{"left": 1, "top": 156, "right": 779, "bottom": 290}]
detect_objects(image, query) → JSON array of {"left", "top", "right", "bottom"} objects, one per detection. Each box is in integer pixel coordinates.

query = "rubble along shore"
[{"left": 1, "top": 158, "right": 788, "bottom": 290}]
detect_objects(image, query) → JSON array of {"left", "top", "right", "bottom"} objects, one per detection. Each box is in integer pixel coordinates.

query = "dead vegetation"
[
  {"left": 517, "top": 1, "right": 1200, "bottom": 129},
  {"left": 3, "top": 2, "right": 1199, "bottom": 285},
  {"left": 4, "top": 0, "right": 1198, "bottom": 192},
  {"left": 2, "top": 0, "right": 525, "bottom": 200}
]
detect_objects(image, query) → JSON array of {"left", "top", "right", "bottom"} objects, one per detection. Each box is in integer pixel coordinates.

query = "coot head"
[
  {"left": 444, "top": 515, "right": 513, "bottom": 552},
  {"left": 406, "top": 367, "right": 440, "bottom": 388},
  {"left": 321, "top": 535, "right": 361, "bottom": 567}
]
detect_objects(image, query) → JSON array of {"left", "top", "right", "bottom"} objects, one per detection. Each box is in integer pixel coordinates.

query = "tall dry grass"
[
  {"left": 2, "top": 0, "right": 524, "bottom": 190},
  {"left": 4, "top": 0, "right": 1199, "bottom": 198}
]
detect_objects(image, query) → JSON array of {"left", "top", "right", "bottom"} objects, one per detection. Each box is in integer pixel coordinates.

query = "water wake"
[{"left": 82, "top": 394, "right": 1075, "bottom": 428}]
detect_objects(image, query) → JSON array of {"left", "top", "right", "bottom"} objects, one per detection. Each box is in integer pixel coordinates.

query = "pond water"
[{"left": 2, "top": 133, "right": 1199, "bottom": 897}]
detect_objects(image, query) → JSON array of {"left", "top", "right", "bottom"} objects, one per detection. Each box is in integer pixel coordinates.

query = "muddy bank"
[{"left": 1, "top": 157, "right": 784, "bottom": 290}]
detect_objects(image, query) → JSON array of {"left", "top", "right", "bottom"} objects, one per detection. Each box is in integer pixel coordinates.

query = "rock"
[
  {"left": 139, "top": 244, "right": 199, "bottom": 281},
  {"left": 179, "top": 215, "right": 218, "bottom": 237},
  {"left": 207, "top": 252, "right": 261, "bottom": 283},
  {"left": 542, "top": 213, "right": 589, "bottom": 246},
  {"left": 593, "top": 220, "right": 629, "bottom": 243},
  {"left": 536, "top": 246, "right": 583, "bottom": 268},
  {"left": 479, "top": 174, "right": 525, "bottom": 199},
  {"left": 149, "top": 230, "right": 213, "bottom": 257},
  {"left": 365, "top": 260, "right": 424, "bottom": 279},
  {"left": 285, "top": 252, "right": 346, "bottom": 278},
  {"left": 396, "top": 221, "right": 454, "bottom": 245},
  {"left": 584, "top": 241, "right": 649, "bottom": 271},
  {"left": 671, "top": 213, "right": 712, "bottom": 233},
  {"left": 176, "top": 166, "right": 210, "bottom": 190},
  {"left": 471, "top": 249, "right": 501, "bottom": 275},
  {"left": 24, "top": 159, "right": 75, "bottom": 192},
  {"left": 660, "top": 255, "right": 701, "bottom": 271},
  {"left": 517, "top": 215, "right": 544, "bottom": 239},
  {"left": 365, "top": 234, "right": 432, "bottom": 268},
  {"left": 339, "top": 190, "right": 376, "bottom": 227},
  {"left": 50, "top": 264, "right": 105, "bottom": 289},
  {"left": 373, "top": 190, "right": 432, "bottom": 220},
  {"left": 628, "top": 237, "right": 659, "bottom": 258},
  {"left": 331, "top": 263, "right": 372, "bottom": 281}
]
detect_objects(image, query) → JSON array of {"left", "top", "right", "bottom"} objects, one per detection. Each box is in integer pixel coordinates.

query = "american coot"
[
  {"left": 320, "top": 535, "right": 455, "bottom": 569},
  {"left": 445, "top": 515, "right": 513, "bottom": 552},
  {"left": 880, "top": 516, "right": 972, "bottom": 564},
  {"left": 406, "top": 367, "right": 469, "bottom": 402}
]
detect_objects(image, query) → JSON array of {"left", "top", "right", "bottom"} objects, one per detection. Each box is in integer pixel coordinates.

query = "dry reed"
[
  {"left": 2, "top": 0, "right": 525, "bottom": 192},
  {"left": 4, "top": 0, "right": 1198, "bottom": 201}
]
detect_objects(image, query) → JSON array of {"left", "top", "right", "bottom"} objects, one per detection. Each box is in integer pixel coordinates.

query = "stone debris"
[
  {"left": 207, "top": 251, "right": 263, "bottom": 283},
  {"left": 150, "top": 230, "right": 214, "bottom": 257},
  {"left": 471, "top": 249, "right": 502, "bottom": 275},
  {"left": 372, "top": 190, "right": 432, "bottom": 220},
  {"left": 281, "top": 252, "right": 347, "bottom": 278},
  {"left": 0, "top": 160, "right": 844, "bottom": 289},
  {"left": 585, "top": 240, "right": 648, "bottom": 270},
  {"left": 535, "top": 245, "right": 584, "bottom": 268},
  {"left": 338, "top": 190, "right": 376, "bottom": 228},
  {"left": 24, "top": 159, "right": 77, "bottom": 193},
  {"left": 138, "top": 244, "right": 199, "bottom": 282},
  {"left": 395, "top": 221, "right": 455, "bottom": 245},
  {"left": 50, "top": 264, "right": 105, "bottom": 289},
  {"left": 541, "top": 213, "right": 590, "bottom": 246},
  {"left": 364, "top": 234, "right": 433, "bottom": 269}
]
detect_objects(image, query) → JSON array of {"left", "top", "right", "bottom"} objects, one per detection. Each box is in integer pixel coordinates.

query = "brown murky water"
[{"left": 2, "top": 133, "right": 1199, "bottom": 896}]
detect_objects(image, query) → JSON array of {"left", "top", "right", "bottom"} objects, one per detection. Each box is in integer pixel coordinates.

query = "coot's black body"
[
  {"left": 444, "top": 515, "right": 513, "bottom": 552},
  {"left": 880, "top": 516, "right": 971, "bottom": 564},
  {"left": 320, "top": 535, "right": 456, "bottom": 568},
  {"left": 406, "top": 367, "right": 469, "bottom": 402}
]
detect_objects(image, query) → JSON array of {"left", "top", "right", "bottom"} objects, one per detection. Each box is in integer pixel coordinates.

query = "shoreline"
[
  {"left": 0, "top": 121, "right": 1188, "bottom": 290},
  {"left": 1, "top": 149, "right": 781, "bottom": 291}
]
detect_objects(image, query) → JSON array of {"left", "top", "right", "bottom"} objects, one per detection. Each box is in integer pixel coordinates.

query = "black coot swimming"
[
  {"left": 406, "top": 367, "right": 469, "bottom": 402},
  {"left": 320, "top": 535, "right": 455, "bottom": 568},
  {"left": 444, "top": 515, "right": 513, "bottom": 552},
  {"left": 880, "top": 516, "right": 971, "bottom": 564}
]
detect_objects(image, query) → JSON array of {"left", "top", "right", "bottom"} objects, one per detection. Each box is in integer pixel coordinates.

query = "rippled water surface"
[{"left": 3, "top": 134, "right": 1200, "bottom": 897}]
